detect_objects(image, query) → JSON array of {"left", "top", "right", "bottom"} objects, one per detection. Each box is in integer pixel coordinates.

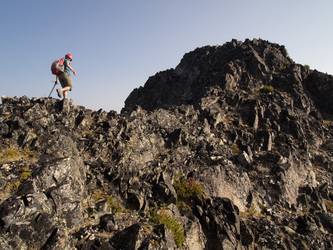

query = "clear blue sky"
[{"left": 1, "top": 1, "right": 332, "bottom": 112}]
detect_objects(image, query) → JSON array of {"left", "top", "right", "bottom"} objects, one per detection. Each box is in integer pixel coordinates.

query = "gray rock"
[{"left": 0, "top": 39, "right": 332, "bottom": 249}]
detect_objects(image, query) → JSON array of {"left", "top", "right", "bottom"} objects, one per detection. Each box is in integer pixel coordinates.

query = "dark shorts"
[{"left": 58, "top": 72, "right": 73, "bottom": 90}]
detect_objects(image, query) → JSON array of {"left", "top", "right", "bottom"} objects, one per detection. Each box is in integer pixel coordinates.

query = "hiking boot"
[{"left": 56, "top": 89, "right": 62, "bottom": 98}]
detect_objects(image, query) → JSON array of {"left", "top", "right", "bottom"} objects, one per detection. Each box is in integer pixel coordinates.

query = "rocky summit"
[{"left": 0, "top": 39, "right": 332, "bottom": 249}]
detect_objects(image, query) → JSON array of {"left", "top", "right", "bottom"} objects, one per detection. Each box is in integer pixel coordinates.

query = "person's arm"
[
  {"left": 55, "top": 75, "right": 59, "bottom": 84},
  {"left": 65, "top": 60, "right": 77, "bottom": 76}
]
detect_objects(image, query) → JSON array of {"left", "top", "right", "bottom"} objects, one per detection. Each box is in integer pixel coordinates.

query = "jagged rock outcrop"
[
  {"left": 0, "top": 39, "right": 332, "bottom": 249},
  {"left": 124, "top": 39, "right": 293, "bottom": 111}
]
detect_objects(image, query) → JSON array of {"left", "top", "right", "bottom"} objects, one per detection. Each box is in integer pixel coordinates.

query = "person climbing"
[{"left": 55, "top": 54, "right": 76, "bottom": 99}]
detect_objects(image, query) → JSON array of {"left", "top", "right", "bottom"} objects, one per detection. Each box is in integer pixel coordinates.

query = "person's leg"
[
  {"left": 57, "top": 73, "right": 73, "bottom": 99},
  {"left": 61, "top": 86, "right": 71, "bottom": 98}
]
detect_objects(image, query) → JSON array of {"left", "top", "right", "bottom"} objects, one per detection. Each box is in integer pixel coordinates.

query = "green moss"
[
  {"left": 19, "top": 167, "right": 32, "bottom": 182},
  {"left": 8, "top": 181, "right": 21, "bottom": 192},
  {"left": 2, "top": 166, "right": 32, "bottom": 194},
  {"left": 107, "top": 196, "right": 123, "bottom": 213},
  {"left": 149, "top": 207, "right": 185, "bottom": 247},
  {"left": 261, "top": 85, "right": 274, "bottom": 93}
]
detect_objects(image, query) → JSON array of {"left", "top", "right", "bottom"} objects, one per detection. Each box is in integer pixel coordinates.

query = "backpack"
[{"left": 51, "top": 58, "right": 65, "bottom": 75}]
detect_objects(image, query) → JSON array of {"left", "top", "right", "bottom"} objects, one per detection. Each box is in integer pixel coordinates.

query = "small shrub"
[
  {"left": 261, "top": 85, "right": 274, "bottom": 93},
  {"left": 239, "top": 202, "right": 267, "bottom": 218},
  {"left": 174, "top": 176, "right": 202, "bottom": 201},
  {"left": 149, "top": 207, "right": 185, "bottom": 247}
]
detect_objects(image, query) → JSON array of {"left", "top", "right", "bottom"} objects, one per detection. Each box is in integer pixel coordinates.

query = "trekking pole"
[{"left": 48, "top": 81, "right": 57, "bottom": 98}]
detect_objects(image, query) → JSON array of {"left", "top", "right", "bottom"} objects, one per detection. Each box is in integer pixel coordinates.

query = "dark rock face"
[
  {"left": 303, "top": 71, "right": 333, "bottom": 119},
  {"left": 0, "top": 39, "right": 332, "bottom": 249},
  {"left": 124, "top": 38, "right": 293, "bottom": 112}
]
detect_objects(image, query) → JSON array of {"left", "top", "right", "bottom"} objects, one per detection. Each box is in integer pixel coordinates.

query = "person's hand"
[{"left": 73, "top": 70, "right": 77, "bottom": 76}]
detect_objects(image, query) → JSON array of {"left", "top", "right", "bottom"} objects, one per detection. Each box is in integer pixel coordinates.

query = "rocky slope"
[{"left": 0, "top": 39, "right": 332, "bottom": 249}]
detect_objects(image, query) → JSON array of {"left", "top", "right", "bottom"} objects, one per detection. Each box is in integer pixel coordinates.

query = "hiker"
[{"left": 55, "top": 54, "right": 76, "bottom": 99}]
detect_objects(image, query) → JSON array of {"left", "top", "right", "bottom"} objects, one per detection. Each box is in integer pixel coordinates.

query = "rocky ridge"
[{"left": 0, "top": 39, "right": 332, "bottom": 249}]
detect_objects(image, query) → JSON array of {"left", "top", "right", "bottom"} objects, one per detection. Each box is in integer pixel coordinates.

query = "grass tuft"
[
  {"left": 92, "top": 189, "right": 123, "bottom": 213},
  {"left": 149, "top": 207, "right": 185, "bottom": 246},
  {"left": 0, "top": 147, "right": 36, "bottom": 163}
]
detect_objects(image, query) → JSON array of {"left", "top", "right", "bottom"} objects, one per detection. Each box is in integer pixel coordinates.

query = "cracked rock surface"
[{"left": 0, "top": 39, "right": 332, "bottom": 249}]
